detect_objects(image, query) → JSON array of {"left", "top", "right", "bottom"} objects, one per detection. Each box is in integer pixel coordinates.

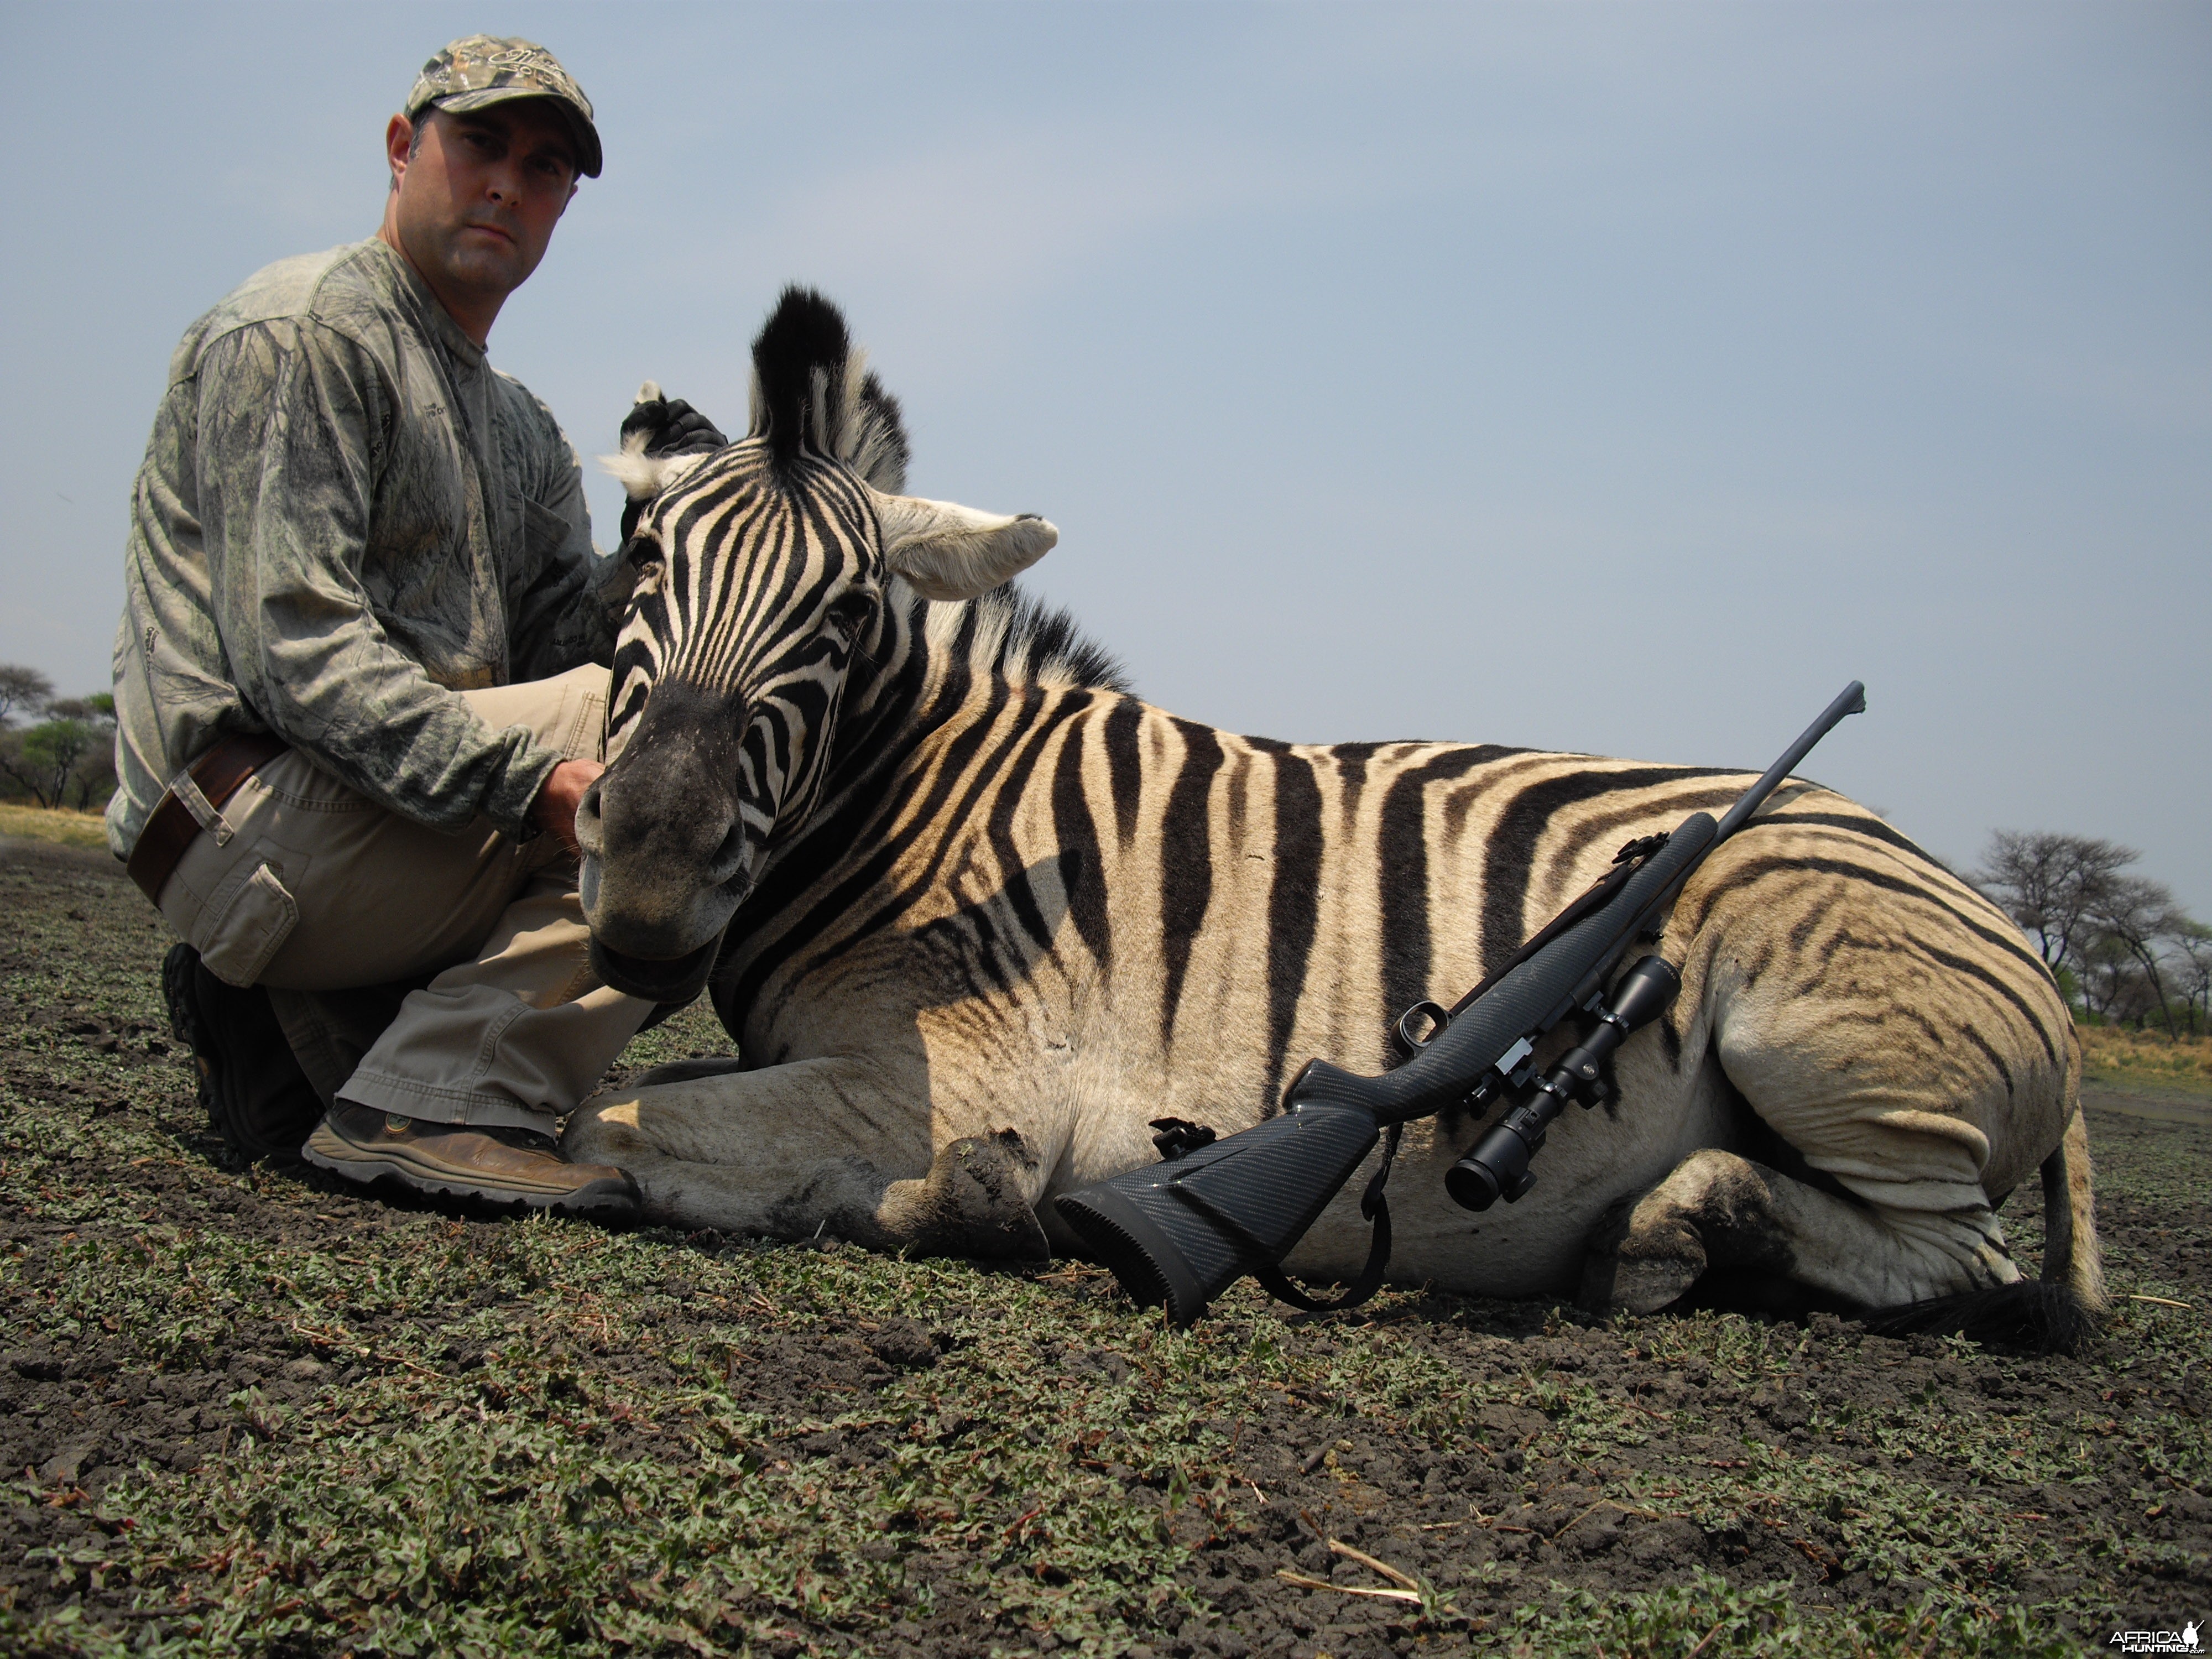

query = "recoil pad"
[{"left": 1054, "top": 1100, "right": 1380, "bottom": 1327}]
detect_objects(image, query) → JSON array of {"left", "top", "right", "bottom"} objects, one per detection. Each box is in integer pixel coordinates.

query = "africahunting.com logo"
[{"left": 2110, "top": 1621, "right": 2200, "bottom": 1655}]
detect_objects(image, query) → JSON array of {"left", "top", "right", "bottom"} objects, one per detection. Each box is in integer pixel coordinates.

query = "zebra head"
[{"left": 577, "top": 287, "right": 1058, "bottom": 1003}]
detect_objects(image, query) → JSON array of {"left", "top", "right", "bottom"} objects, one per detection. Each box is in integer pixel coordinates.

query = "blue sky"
[{"left": 2, "top": 2, "right": 2206, "bottom": 911}]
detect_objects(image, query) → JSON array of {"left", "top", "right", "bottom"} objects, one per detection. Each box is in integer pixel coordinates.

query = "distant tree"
[
  {"left": 2085, "top": 874, "right": 2185, "bottom": 1039},
  {"left": 2074, "top": 931, "right": 2125, "bottom": 1022},
  {"left": 0, "top": 662, "right": 54, "bottom": 728},
  {"left": 1978, "top": 829, "right": 2209, "bottom": 1039},
  {"left": 0, "top": 734, "right": 35, "bottom": 805},
  {"left": 1976, "top": 830, "right": 2135, "bottom": 976},
  {"left": 2168, "top": 919, "right": 2212, "bottom": 1040},
  {"left": 0, "top": 688, "right": 117, "bottom": 811},
  {"left": 66, "top": 692, "right": 117, "bottom": 810},
  {"left": 11, "top": 717, "right": 92, "bottom": 809}
]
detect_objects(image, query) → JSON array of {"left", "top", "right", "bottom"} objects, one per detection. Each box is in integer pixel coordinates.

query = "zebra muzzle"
[{"left": 589, "top": 933, "right": 721, "bottom": 1006}]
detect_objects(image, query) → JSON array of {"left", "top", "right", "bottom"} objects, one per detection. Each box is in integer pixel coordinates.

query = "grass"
[
  {"left": 8, "top": 1171, "right": 2146, "bottom": 1658},
  {"left": 0, "top": 801, "right": 109, "bottom": 851},
  {"left": 2077, "top": 1025, "right": 2212, "bottom": 1096},
  {"left": 4, "top": 852, "right": 2205, "bottom": 1656}
]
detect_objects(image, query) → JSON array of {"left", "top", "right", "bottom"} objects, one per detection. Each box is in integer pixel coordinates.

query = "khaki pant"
[{"left": 155, "top": 664, "right": 651, "bottom": 1137}]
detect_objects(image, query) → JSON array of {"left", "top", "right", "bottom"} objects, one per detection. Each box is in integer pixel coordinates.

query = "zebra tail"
[{"left": 1862, "top": 1108, "right": 2106, "bottom": 1356}]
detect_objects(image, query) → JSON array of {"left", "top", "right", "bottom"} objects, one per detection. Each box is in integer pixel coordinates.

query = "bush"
[{"left": 0, "top": 667, "right": 113, "bottom": 812}]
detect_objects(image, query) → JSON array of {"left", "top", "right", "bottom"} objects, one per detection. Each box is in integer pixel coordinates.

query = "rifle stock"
[{"left": 1055, "top": 1100, "right": 1382, "bottom": 1327}]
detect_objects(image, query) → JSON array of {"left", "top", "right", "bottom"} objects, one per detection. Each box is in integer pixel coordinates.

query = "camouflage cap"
[{"left": 404, "top": 35, "right": 602, "bottom": 178}]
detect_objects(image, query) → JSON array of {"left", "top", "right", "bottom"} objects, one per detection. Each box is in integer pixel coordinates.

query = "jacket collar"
[{"left": 364, "top": 236, "right": 488, "bottom": 369}]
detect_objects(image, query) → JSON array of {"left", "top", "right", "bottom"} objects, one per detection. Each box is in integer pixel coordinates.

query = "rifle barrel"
[{"left": 1712, "top": 680, "right": 1866, "bottom": 844}]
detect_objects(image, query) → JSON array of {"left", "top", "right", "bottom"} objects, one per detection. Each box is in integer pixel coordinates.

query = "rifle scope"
[{"left": 1443, "top": 954, "right": 1681, "bottom": 1209}]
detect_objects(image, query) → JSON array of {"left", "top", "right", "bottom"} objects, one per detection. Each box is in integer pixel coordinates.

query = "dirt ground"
[{"left": 3, "top": 834, "right": 2206, "bottom": 1656}]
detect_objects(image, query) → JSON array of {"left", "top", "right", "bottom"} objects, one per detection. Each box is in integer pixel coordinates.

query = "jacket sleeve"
[{"left": 194, "top": 320, "right": 560, "bottom": 838}]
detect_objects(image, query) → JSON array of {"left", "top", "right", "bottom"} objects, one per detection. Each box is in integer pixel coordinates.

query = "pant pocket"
[{"left": 195, "top": 858, "right": 301, "bottom": 988}]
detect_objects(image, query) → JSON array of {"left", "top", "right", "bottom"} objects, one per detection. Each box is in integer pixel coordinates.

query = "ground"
[{"left": 2, "top": 830, "right": 2206, "bottom": 1657}]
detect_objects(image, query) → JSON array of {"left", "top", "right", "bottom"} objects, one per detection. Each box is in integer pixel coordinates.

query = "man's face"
[{"left": 387, "top": 102, "right": 578, "bottom": 311}]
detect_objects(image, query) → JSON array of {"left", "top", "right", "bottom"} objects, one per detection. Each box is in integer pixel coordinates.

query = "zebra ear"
[{"left": 873, "top": 492, "right": 1058, "bottom": 601}]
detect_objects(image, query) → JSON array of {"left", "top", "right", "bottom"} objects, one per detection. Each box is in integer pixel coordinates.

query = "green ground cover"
[{"left": 3, "top": 844, "right": 2205, "bottom": 1657}]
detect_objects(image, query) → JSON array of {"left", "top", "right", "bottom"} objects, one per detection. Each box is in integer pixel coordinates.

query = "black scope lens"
[
  {"left": 1445, "top": 1154, "right": 1505, "bottom": 1211},
  {"left": 1446, "top": 1121, "right": 1532, "bottom": 1211}
]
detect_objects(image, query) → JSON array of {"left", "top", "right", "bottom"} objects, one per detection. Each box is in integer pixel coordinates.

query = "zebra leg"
[
  {"left": 1577, "top": 1147, "right": 2018, "bottom": 1317},
  {"left": 562, "top": 1060, "right": 1051, "bottom": 1259}
]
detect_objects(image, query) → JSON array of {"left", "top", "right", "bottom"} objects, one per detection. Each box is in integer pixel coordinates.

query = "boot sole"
[{"left": 302, "top": 1122, "right": 641, "bottom": 1220}]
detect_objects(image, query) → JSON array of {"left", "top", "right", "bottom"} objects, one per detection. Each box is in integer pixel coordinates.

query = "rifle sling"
[
  {"left": 1247, "top": 1198, "right": 1394, "bottom": 1316},
  {"left": 1189, "top": 1123, "right": 1402, "bottom": 1318}
]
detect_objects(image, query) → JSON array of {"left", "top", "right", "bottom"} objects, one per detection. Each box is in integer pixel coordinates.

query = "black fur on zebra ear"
[
  {"left": 749, "top": 286, "right": 848, "bottom": 466},
  {"left": 844, "top": 369, "right": 909, "bottom": 493}
]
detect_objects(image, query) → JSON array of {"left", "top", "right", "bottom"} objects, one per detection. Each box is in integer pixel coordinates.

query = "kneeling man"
[{"left": 107, "top": 38, "right": 722, "bottom": 1218}]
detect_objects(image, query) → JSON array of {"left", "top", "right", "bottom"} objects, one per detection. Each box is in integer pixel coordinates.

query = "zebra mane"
[
  {"left": 923, "top": 583, "right": 1132, "bottom": 696},
  {"left": 749, "top": 286, "right": 910, "bottom": 492}
]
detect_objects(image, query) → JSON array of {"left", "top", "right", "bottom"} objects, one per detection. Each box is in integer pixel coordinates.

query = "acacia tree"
[
  {"left": 0, "top": 670, "right": 117, "bottom": 811},
  {"left": 2172, "top": 920, "right": 2212, "bottom": 1039},
  {"left": 0, "top": 662, "right": 57, "bottom": 805},
  {"left": 1976, "top": 831, "right": 2135, "bottom": 976},
  {"left": 0, "top": 663, "right": 52, "bottom": 728},
  {"left": 1978, "top": 830, "right": 2210, "bottom": 1036},
  {"left": 56, "top": 693, "right": 116, "bottom": 810},
  {"left": 2086, "top": 874, "right": 2185, "bottom": 1039}
]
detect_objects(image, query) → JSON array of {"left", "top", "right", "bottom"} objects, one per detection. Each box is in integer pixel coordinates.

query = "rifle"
[{"left": 1054, "top": 681, "right": 1867, "bottom": 1327}]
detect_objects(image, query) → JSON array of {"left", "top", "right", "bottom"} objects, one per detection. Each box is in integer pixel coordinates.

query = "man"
[{"left": 108, "top": 37, "right": 722, "bottom": 1218}]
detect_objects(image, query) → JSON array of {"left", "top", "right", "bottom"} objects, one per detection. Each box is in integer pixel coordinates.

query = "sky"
[{"left": 2, "top": 2, "right": 2206, "bottom": 912}]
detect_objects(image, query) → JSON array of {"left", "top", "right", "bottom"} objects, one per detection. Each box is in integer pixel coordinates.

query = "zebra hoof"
[
  {"left": 1578, "top": 1196, "right": 1707, "bottom": 1317},
  {"left": 889, "top": 1130, "right": 1051, "bottom": 1262}
]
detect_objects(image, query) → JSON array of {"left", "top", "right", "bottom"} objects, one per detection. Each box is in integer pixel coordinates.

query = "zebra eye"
[
  {"left": 823, "top": 594, "right": 872, "bottom": 646},
  {"left": 623, "top": 535, "right": 664, "bottom": 573}
]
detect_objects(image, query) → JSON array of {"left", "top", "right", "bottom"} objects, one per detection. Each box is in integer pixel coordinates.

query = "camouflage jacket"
[{"left": 107, "top": 237, "right": 622, "bottom": 857}]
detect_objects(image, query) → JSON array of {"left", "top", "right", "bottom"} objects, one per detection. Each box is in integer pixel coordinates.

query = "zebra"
[{"left": 568, "top": 286, "right": 2103, "bottom": 1349}]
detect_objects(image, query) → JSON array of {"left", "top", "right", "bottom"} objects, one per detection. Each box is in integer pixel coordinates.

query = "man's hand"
[
  {"left": 618, "top": 393, "right": 728, "bottom": 540},
  {"left": 532, "top": 758, "right": 603, "bottom": 858},
  {"left": 620, "top": 395, "right": 726, "bottom": 459}
]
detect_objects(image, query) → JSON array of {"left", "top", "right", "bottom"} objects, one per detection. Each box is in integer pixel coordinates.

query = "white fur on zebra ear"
[{"left": 872, "top": 491, "right": 1058, "bottom": 600}]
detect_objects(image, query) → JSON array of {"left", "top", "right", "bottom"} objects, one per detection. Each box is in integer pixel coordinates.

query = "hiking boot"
[
  {"left": 301, "top": 1102, "right": 643, "bottom": 1220},
  {"left": 162, "top": 943, "right": 324, "bottom": 1164}
]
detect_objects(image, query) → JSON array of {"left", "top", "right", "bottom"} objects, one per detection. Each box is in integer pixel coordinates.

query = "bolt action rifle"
[{"left": 1055, "top": 681, "right": 1867, "bottom": 1327}]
